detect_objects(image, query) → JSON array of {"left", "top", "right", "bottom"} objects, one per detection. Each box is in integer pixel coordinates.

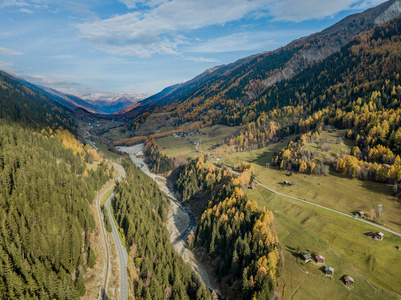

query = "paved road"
[
  {"left": 95, "top": 183, "right": 115, "bottom": 299},
  {"left": 105, "top": 162, "right": 128, "bottom": 300},
  {"left": 105, "top": 191, "right": 129, "bottom": 300},
  {"left": 195, "top": 141, "right": 207, "bottom": 155},
  {"left": 256, "top": 181, "right": 401, "bottom": 237}
]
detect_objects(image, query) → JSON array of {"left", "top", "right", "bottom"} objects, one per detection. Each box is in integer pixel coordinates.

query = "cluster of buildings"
[
  {"left": 301, "top": 253, "right": 354, "bottom": 287},
  {"left": 173, "top": 129, "right": 202, "bottom": 139}
]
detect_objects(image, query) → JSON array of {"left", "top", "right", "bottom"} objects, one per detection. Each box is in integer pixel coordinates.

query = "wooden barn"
[
  {"left": 354, "top": 211, "right": 365, "bottom": 218},
  {"left": 374, "top": 232, "right": 384, "bottom": 241},
  {"left": 343, "top": 275, "right": 354, "bottom": 287},
  {"left": 325, "top": 266, "right": 334, "bottom": 276},
  {"left": 315, "top": 255, "right": 325, "bottom": 264},
  {"left": 301, "top": 253, "right": 312, "bottom": 262}
]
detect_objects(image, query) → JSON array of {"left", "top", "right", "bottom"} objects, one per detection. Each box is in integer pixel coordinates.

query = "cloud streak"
[
  {"left": 0, "top": 46, "right": 23, "bottom": 55},
  {"left": 267, "top": 0, "right": 387, "bottom": 22},
  {"left": 77, "top": 0, "right": 269, "bottom": 56},
  {"left": 77, "top": 0, "right": 386, "bottom": 57}
]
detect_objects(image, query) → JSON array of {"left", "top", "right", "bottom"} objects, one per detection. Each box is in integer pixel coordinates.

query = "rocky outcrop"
[{"left": 375, "top": 0, "right": 401, "bottom": 24}]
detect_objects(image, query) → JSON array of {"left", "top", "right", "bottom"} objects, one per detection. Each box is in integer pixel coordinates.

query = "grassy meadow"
[
  {"left": 248, "top": 186, "right": 401, "bottom": 299},
  {"left": 153, "top": 126, "right": 401, "bottom": 299}
]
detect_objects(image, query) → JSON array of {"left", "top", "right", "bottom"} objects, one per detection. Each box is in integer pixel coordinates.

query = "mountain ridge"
[{"left": 121, "top": 0, "right": 401, "bottom": 118}]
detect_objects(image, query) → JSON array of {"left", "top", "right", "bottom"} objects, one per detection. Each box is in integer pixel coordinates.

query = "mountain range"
[
  {"left": 120, "top": 0, "right": 401, "bottom": 119},
  {"left": 0, "top": 70, "right": 150, "bottom": 114}
]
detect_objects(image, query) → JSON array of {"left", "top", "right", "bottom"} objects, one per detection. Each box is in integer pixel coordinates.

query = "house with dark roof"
[
  {"left": 301, "top": 253, "right": 312, "bottom": 262},
  {"left": 374, "top": 232, "right": 384, "bottom": 241}
]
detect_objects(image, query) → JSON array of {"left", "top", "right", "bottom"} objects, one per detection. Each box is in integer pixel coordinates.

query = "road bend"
[
  {"left": 95, "top": 183, "right": 114, "bottom": 299},
  {"left": 105, "top": 162, "right": 129, "bottom": 300}
]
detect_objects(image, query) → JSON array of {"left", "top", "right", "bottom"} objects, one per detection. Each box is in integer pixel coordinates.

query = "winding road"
[
  {"left": 105, "top": 190, "right": 129, "bottom": 300},
  {"left": 95, "top": 161, "right": 128, "bottom": 300},
  {"left": 95, "top": 183, "right": 114, "bottom": 299}
]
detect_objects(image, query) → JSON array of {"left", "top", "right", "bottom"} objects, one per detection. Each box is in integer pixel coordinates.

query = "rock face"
[{"left": 375, "top": 0, "right": 401, "bottom": 24}]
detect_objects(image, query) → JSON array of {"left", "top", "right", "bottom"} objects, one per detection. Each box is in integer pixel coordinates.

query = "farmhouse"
[
  {"left": 325, "top": 266, "right": 334, "bottom": 276},
  {"left": 315, "top": 255, "right": 325, "bottom": 264},
  {"left": 374, "top": 232, "right": 384, "bottom": 241},
  {"left": 301, "top": 253, "right": 312, "bottom": 262},
  {"left": 355, "top": 211, "right": 365, "bottom": 218},
  {"left": 343, "top": 275, "right": 354, "bottom": 287}
]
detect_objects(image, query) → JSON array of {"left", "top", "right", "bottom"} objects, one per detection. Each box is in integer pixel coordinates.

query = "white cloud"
[
  {"left": 187, "top": 29, "right": 322, "bottom": 53},
  {"left": 0, "top": 60, "right": 14, "bottom": 68},
  {"left": 24, "top": 73, "right": 86, "bottom": 95},
  {"left": 51, "top": 54, "right": 77, "bottom": 59},
  {"left": 118, "top": 0, "right": 166, "bottom": 9},
  {"left": 0, "top": 46, "right": 23, "bottom": 55},
  {"left": 0, "top": 0, "right": 28, "bottom": 8},
  {"left": 19, "top": 8, "right": 33, "bottom": 13},
  {"left": 267, "top": 0, "right": 387, "bottom": 22},
  {"left": 184, "top": 56, "right": 220, "bottom": 63},
  {"left": 78, "top": 0, "right": 386, "bottom": 57},
  {"left": 77, "top": 0, "right": 270, "bottom": 56}
]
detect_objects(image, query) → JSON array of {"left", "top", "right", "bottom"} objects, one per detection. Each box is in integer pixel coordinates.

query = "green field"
[
  {"left": 133, "top": 112, "right": 202, "bottom": 136},
  {"left": 304, "top": 129, "right": 355, "bottom": 162},
  {"left": 156, "top": 128, "right": 401, "bottom": 299},
  {"left": 221, "top": 138, "right": 401, "bottom": 234},
  {"left": 248, "top": 186, "right": 401, "bottom": 299},
  {"left": 157, "top": 124, "right": 245, "bottom": 158}
]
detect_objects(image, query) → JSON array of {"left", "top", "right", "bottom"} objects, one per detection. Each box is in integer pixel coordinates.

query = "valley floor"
[
  {"left": 117, "top": 144, "right": 222, "bottom": 295},
  {"left": 151, "top": 127, "right": 401, "bottom": 299}
]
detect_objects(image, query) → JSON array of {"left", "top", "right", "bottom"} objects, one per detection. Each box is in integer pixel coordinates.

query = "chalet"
[
  {"left": 325, "top": 266, "right": 334, "bottom": 276},
  {"left": 315, "top": 255, "right": 325, "bottom": 264},
  {"left": 374, "top": 232, "right": 384, "bottom": 241},
  {"left": 355, "top": 211, "right": 365, "bottom": 218},
  {"left": 343, "top": 275, "right": 354, "bottom": 287},
  {"left": 301, "top": 253, "right": 312, "bottom": 262},
  {"left": 284, "top": 180, "right": 291, "bottom": 186}
]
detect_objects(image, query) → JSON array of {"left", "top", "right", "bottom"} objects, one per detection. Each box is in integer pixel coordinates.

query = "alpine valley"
[{"left": 2, "top": 1, "right": 401, "bottom": 300}]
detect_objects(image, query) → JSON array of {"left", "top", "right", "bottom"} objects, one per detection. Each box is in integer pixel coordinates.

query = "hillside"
[
  {"left": 0, "top": 72, "right": 112, "bottom": 299},
  {"left": 121, "top": 0, "right": 401, "bottom": 122},
  {"left": 0, "top": 70, "right": 102, "bottom": 114}
]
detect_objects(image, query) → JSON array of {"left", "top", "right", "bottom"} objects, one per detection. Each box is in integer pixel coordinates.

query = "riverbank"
[{"left": 117, "top": 144, "right": 220, "bottom": 294}]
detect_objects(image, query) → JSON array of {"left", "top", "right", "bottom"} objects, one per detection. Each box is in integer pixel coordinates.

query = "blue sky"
[{"left": 0, "top": 0, "right": 386, "bottom": 97}]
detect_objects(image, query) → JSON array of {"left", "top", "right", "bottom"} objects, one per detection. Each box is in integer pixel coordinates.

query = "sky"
[{"left": 0, "top": 0, "right": 387, "bottom": 97}]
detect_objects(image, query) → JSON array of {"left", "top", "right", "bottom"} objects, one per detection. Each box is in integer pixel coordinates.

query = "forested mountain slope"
[
  {"left": 122, "top": 0, "right": 401, "bottom": 122},
  {"left": 234, "top": 13, "right": 401, "bottom": 150},
  {"left": 0, "top": 72, "right": 75, "bottom": 131},
  {"left": 0, "top": 70, "right": 101, "bottom": 115},
  {"left": 112, "top": 158, "right": 211, "bottom": 300},
  {"left": 0, "top": 73, "right": 111, "bottom": 299}
]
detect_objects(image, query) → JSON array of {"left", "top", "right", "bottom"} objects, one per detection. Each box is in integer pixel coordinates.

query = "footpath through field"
[
  {"left": 256, "top": 180, "right": 401, "bottom": 237},
  {"left": 195, "top": 140, "right": 401, "bottom": 238}
]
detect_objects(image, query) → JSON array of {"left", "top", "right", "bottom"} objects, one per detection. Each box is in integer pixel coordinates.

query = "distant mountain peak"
[{"left": 82, "top": 92, "right": 152, "bottom": 114}]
